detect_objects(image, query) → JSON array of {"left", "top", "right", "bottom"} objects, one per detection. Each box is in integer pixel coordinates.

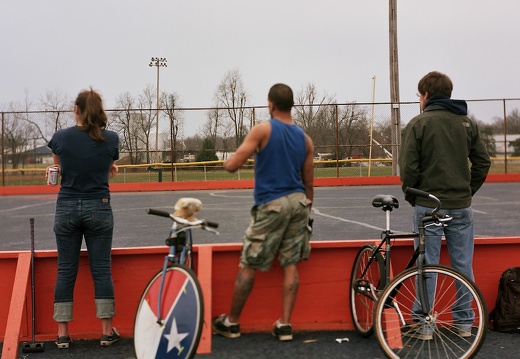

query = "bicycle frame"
[
  {"left": 156, "top": 222, "right": 194, "bottom": 325},
  {"left": 366, "top": 190, "right": 451, "bottom": 318}
]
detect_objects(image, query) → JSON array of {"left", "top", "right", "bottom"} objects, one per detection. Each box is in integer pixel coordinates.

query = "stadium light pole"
[{"left": 149, "top": 57, "right": 167, "bottom": 163}]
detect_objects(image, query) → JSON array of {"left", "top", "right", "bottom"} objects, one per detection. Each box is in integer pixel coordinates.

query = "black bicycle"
[{"left": 350, "top": 187, "right": 487, "bottom": 358}]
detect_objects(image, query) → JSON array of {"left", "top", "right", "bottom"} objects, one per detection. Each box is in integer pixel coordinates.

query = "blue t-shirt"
[
  {"left": 48, "top": 126, "right": 119, "bottom": 200},
  {"left": 253, "top": 119, "right": 306, "bottom": 205}
]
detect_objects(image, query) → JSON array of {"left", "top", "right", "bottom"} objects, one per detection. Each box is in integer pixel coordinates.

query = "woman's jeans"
[
  {"left": 412, "top": 205, "right": 475, "bottom": 329},
  {"left": 53, "top": 198, "right": 115, "bottom": 322}
]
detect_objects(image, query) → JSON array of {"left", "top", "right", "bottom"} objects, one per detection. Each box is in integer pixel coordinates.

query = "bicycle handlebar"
[
  {"left": 146, "top": 208, "right": 171, "bottom": 218},
  {"left": 404, "top": 187, "right": 441, "bottom": 216},
  {"left": 146, "top": 208, "right": 219, "bottom": 229}
]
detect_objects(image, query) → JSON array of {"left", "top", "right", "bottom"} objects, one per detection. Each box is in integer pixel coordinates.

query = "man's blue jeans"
[
  {"left": 53, "top": 198, "right": 115, "bottom": 322},
  {"left": 412, "top": 205, "right": 475, "bottom": 329}
]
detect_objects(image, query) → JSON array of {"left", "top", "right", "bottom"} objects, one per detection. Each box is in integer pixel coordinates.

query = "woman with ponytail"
[{"left": 47, "top": 88, "right": 120, "bottom": 348}]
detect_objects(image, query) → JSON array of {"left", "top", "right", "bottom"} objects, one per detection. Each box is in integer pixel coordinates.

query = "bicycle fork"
[
  {"left": 155, "top": 229, "right": 192, "bottom": 325},
  {"left": 156, "top": 252, "right": 174, "bottom": 325}
]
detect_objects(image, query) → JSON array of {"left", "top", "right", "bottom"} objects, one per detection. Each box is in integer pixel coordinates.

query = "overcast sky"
[{"left": 2, "top": 0, "right": 519, "bottom": 134}]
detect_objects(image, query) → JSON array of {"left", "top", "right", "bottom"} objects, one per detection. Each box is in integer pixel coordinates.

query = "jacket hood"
[{"left": 424, "top": 95, "right": 468, "bottom": 115}]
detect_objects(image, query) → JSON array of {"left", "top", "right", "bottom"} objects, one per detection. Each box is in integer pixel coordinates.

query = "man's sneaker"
[
  {"left": 100, "top": 327, "right": 120, "bottom": 346},
  {"left": 272, "top": 320, "right": 293, "bottom": 341},
  {"left": 212, "top": 314, "right": 241, "bottom": 339},
  {"left": 55, "top": 336, "right": 72, "bottom": 349},
  {"left": 401, "top": 322, "right": 433, "bottom": 341},
  {"left": 457, "top": 328, "right": 472, "bottom": 338}
]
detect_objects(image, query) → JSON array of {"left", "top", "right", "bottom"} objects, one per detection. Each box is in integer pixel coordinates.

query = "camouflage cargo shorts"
[{"left": 239, "top": 192, "right": 312, "bottom": 271}]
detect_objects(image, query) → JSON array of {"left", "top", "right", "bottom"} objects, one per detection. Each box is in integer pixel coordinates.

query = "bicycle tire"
[
  {"left": 134, "top": 264, "right": 204, "bottom": 359},
  {"left": 350, "top": 243, "right": 386, "bottom": 337},
  {"left": 373, "top": 265, "right": 488, "bottom": 359}
]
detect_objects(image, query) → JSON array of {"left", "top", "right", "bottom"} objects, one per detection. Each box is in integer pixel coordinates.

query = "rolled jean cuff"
[
  {"left": 53, "top": 302, "right": 73, "bottom": 322},
  {"left": 95, "top": 298, "right": 115, "bottom": 319}
]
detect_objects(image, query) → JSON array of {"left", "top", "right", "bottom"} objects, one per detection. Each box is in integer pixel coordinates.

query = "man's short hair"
[
  {"left": 418, "top": 71, "right": 453, "bottom": 98},
  {"left": 268, "top": 83, "right": 294, "bottom": 112}
]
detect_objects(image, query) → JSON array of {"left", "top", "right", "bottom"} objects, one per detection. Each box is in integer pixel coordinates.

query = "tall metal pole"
[
  {"left": 368, "top": 76, "right": 376, "bottom": 177},
  {"left": 149, "top": 57, "right": 167, "bottom": 164},
  {"left": 389, "top": 0, "right": 401, "bottom": 175}
]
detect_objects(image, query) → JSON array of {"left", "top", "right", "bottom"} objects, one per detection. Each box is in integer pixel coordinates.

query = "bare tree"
[
  {"left": 337, "top": 104, "right": 370, "bottom": 160},
  {"left": 202, "top": 107, "right": 223, "bottom": 146},
  {"left": 293, "top": 83, "right": 336, "bottom": 152},
  {"left": 111, "top": 88, "right": 156, "bottom": 165},
  {"left": 492, "top": 108, "right": 520, "bottom": 134},
  {"left": 40, "top": 89, "right": 72, "bottom": 135},
  {"left": 214, "top": 69, "right": 251, "bottom": 147},
  {"left": 161, "top": 92, "right": 183, "bottom": 162},
  {"left": 220, "top": 120, "right": 235, "bottom": 160},
  {"left": 6, "top": 90, "right": 70, "bottom": 158},
  {"left": 111, "top": 92, "right": 143, "bottom": 164},
  {"left": 3, "top": 109, "right": 36, "bottom": 169},
  {"left": 4, "top": 94, "right": 41, "bottom": 168},
  {"left": 136, "top": 86, "right": 156, "bottom": 163}
]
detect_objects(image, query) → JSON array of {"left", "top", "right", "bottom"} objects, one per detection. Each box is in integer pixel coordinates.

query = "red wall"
[{"left": 1, "top": 238, "right": 519, "bottom": 351}]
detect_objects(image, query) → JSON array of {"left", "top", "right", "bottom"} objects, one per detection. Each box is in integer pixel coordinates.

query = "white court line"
[
  {"left": 209, "top": 192, "right": 251, "bottom": 199},
  {"left": 0, "top": 201, "right": 55, "bottom": 213},
  {"left": 312, "top": 208, "right": 384, "bottom": 231}
]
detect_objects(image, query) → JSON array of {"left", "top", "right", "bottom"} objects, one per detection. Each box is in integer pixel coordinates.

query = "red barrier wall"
[
  {"left": 1, "top": 237, "right": 520, "bottom": 358},
  {"left": 2, "top": 173, "right": 520, "bottom": 196}
]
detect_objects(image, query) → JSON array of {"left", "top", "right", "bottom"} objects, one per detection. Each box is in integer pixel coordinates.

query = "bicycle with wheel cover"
[
  {"left": 350, "top": 187, "right": 487, "bottom": 359},
  {"left": 133, "top": 198, "right": 219, "bottom": 359}
]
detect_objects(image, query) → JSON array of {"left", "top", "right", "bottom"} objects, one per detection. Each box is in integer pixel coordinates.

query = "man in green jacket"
[{"left": 399, "top": 71, "right": 491, "bottom": 339}]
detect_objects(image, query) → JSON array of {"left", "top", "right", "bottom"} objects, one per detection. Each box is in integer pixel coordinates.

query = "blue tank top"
[{"left": 254, "top": 119, "right": 306, "bottom": 205}]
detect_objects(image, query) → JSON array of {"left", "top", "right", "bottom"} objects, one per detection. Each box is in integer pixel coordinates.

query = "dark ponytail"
[{"left": 75, "top": 88, "right": 107, "bottom": 141}]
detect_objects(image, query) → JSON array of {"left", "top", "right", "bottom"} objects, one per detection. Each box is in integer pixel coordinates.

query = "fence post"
[
  {"left": 1, "top": 112, "right": 4, "bottom": 187},
  {"left": 335, "top": 104, "right": 339, "bottom": 178},
  {"left": 503, "top": 99, "right": 508, "bottom": 174}
]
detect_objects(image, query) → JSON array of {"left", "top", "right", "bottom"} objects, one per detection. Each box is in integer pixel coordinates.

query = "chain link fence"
[{"left": 2, "top": 99, "right": 520, "bottom": 186}]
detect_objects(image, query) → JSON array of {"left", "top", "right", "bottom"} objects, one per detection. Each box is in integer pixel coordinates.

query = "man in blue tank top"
[{"left": 212, "top": 83, "right": 314, "bottom": 341}]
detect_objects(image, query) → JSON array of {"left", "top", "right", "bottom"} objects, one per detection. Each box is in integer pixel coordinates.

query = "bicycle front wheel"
[
  {"left": 373, "top": 265, "right": 487, "bottom": 359},
  {"left": 350, "top": 243, "right": 386, "bottom": 337},
  {"left": 134, "top": 264, "right": 204, "bottom": 359}
]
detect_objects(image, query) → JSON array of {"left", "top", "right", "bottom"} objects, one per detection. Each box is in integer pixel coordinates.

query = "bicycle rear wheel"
[
  {"left": 350, "top": 243, "right": 386, "bottom": 337},
  {"left": 134, "top": 264, "right": 204, "bottom": 359},
  {"left": 373, "top": 265, "right": 487, "bottom": 359}
]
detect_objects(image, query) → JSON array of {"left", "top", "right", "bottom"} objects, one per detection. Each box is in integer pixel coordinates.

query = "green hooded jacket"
[{"left": 399, "top": 96, "right": 491, "bottom": 208}]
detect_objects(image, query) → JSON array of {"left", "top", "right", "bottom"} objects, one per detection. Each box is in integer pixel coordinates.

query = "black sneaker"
[
  {"left": 272, "top": 320, "right": 293, "bottom": 341},
  {"left": 55, "top": 336, "right": 72, "bottom": 349},
  {"left": 100, "top": 327, "right": 120, "bottom": 346},
  {"left": 212, "top": 314, "right": 241, "bottom": 338}
]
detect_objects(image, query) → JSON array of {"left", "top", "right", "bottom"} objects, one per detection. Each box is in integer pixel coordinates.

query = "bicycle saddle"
[{"left": 372, "top": 194, "right": 399, "bottom": 209}]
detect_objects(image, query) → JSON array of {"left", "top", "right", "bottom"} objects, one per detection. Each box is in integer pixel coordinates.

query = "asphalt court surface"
[{"left": 1, "top": 182, "right": 519, "bottom": 252}]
